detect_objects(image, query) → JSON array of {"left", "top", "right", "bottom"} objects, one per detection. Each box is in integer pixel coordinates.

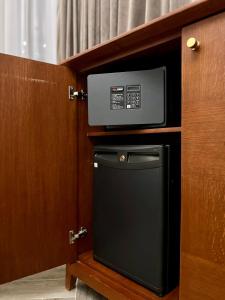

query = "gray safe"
[{"left": 88, "top": 67, "right": 166, "bottom": 127}]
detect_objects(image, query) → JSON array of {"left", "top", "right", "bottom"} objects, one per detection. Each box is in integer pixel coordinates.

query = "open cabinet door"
[{"left": 0, "top": 54, "right": 78, "bottom": 283}]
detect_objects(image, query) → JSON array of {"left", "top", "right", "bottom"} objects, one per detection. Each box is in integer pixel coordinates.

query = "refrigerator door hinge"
[
  {"left": 68, "top": 86, "right": 87, "bottom": 101},
  {"left": 69, "top": 227, "right": 88, "bottom": 244}
]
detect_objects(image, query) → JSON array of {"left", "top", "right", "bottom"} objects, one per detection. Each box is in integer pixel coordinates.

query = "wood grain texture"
[
  {"left": 76, "top": 75, "right": 94, "bottom": 255},
  {"left": 63, "top": 33, "right": 180, "bottom": 73},
  {"left": 61, "top": 0, "right": 225, "bottom": 72},
  {"left": 87, "top": 127, "right": 181, "bottom": 137},
  {"left": 71, "top": 251, "right": 179, "bottom": 300},
  {"left": 65, "top": 263, "right": 76, "bottom": 290},
  {"left": 180, "top": 11, "right": 225, "bottom": 300},
  {"left": 0, "top": 54, "right": 78, "bottom": 283},
  {"left": 180, "top": 253, "right": 225, "bottom": 300}
]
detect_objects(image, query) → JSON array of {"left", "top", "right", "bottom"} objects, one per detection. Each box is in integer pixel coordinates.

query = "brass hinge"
[
  {"left": 68, "top": 86, "right": 87, "bottom": 101},
  {"left": 69, "top": 227, "right": 88, "bottom": 244}
]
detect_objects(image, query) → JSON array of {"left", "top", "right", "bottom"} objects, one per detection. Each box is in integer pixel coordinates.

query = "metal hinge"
[
  {"left": 69, "top": 227, "right": 88, "bottom": 244},
  {"left": 68, "top": 86, "right": 87, "bottom": 101}
]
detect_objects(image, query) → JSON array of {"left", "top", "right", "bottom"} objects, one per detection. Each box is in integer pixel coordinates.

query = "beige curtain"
[{"left": 57, "top": 0, "right": 195, "bottom": 62}]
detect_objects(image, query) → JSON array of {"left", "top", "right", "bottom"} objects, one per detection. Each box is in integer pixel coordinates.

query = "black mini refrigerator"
[{"left": 93, "top": 145, "right": 180, "bottom": 296}]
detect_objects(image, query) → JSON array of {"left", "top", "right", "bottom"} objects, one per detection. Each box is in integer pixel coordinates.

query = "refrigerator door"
[{"left": 93, "top": 145, "right": 169, "bottom": 296}]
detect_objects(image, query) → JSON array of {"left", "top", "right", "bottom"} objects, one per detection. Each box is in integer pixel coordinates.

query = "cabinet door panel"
[
  {"left": 0, "top": 54, "right": 77, "bottom": 283},
  {"left": 181, "top": 12, "right": 225, "bottom": 300}
]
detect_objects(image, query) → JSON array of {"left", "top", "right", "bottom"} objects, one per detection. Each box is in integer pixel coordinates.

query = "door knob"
[{"left": 186, "top": 37, "right": 200, "bottom": 51}]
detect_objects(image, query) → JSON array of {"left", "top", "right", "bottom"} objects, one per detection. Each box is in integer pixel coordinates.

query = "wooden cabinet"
[
  {"left": 0, "top": 1, "right": 225, "bottom": 300},
  {"left": 180, "top": 11, "right": 225, "bottom": 300}
]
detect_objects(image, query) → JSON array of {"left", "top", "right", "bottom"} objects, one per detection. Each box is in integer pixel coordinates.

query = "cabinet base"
[
  {"left": 68, "top": 251, "right": 179, "bottom": 300},
  {"left": 65, "top": 264, "right": 76, "bottom": 291}
]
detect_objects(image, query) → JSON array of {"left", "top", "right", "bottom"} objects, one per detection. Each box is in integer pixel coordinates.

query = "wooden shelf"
[
  {"left": 87, "top": 127, "right": 181, "bottom": 137},
  {"left": 69, "top": 251, "right": 179, "bottom": 300}
]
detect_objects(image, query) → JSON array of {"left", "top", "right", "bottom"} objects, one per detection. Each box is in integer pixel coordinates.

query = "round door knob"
[{"left": 187, "top": 37, "right": 200, "bottom": 51}]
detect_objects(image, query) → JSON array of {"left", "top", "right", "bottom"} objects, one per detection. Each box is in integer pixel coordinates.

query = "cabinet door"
[
  {"left": 181, "top": 12, "right": 225, "bottom": 300},
  {"left": 0, "top": 54, "right": 78, "bottom": 283}
]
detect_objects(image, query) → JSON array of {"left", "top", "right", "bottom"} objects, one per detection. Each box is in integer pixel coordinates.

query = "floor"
[{"left": 0, "top": 266, "right": 106, "bottom": 300}]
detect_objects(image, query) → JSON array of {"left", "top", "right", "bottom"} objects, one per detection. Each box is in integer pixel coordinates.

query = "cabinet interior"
[{"left": 71, "top": 34, "right": 182, "bottom": 299}]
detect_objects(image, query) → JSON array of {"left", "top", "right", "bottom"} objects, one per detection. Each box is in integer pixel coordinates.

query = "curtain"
[
  {"left": 57, "top": 0, "right": 195, "bottom": 62},
  {"left": 0, "top": 0, "right": 58, "bottom": 64}
]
